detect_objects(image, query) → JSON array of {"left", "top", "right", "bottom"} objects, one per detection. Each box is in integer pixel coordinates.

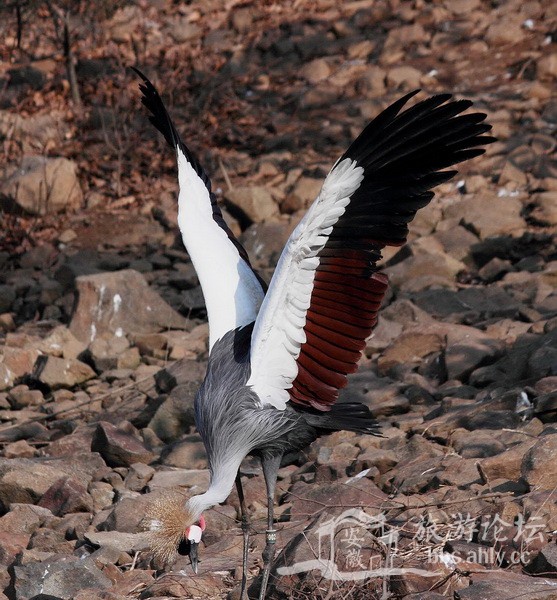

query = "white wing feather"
[
  {"left": 247, "top": 158, "right": 364, "bottom": 409},
  {"left": 176, "top": 149, "right": 265, "bottom": 351}
]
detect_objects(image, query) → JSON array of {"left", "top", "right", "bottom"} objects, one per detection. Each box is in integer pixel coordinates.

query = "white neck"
[{"left": 187, "top": 458, "right": 242, "bottom": 519}]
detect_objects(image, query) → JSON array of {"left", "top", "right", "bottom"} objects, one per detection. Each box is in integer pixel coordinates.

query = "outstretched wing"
[
  {"left": 133, "top": 68, "right": 266, "bottom": 351},
  {"left": 248, "top": 91, "right": 495, "bottom": 410}
]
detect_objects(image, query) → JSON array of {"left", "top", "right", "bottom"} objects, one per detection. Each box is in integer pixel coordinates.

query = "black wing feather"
[{"left": 289, "top": 91, "right": 495, "bottom": 410}]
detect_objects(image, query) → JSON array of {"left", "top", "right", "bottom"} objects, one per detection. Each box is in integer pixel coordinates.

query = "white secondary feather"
[
  {"left": 247, "top": 158, "right": 364, "bottom": 409},
  {"left": 176, "top": 148, "right": 265, "bottom": 351}
]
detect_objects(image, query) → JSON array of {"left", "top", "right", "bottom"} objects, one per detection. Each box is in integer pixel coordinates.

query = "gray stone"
[
  {"left": 84, "top": 530, "right": 149, "bottom": 554},
  {"left": 526, "top": 543, "right": 557, "bottom": 575},
  {"left": 69, "top": 269, "right": 189, "bottom": 343},
  {"left": 0, "top": 285, "right": 15, "bottom": 313},
  {"left": 411, "top": 287, "right": 520, "bottom": 321},
  {"left": 445, "top": 335, "right": 503, "bottom": 381},
  {"left": 148, "top": 384, "right": 197, "bottom": 443},
  {"left": 12, "top": 556, "right": 111, "bottom": 600}
]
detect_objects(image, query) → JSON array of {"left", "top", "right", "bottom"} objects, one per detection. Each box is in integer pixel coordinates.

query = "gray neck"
[{"left": 187, "top": 455, "right": 243, "bottom": 518}]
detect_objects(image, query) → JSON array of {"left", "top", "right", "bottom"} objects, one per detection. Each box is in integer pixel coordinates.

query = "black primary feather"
[
  {"left": 334, "top": 91, "right": 496, "bottom": 247},
  {"left": 132, "top": 66, "right": 268, "bottom": 292}
]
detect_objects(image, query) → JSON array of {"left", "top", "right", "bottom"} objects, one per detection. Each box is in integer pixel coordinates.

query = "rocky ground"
[{"left": 0, "top": 0, "right": 557, "bottom": 598}]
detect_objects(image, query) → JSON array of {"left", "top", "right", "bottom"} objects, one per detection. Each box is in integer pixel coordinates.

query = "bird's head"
[{"left": 143, "top": 489, "right": 206, "bottom": 573}]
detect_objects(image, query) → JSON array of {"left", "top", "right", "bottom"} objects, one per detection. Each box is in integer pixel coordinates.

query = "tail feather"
[{"left": 301, "top": 402, "right": 381, "bottom": 436}]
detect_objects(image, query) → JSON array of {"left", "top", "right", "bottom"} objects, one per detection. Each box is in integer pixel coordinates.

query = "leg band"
[{"left": 266, "top": 529, "right": 277, "bottom": 544}]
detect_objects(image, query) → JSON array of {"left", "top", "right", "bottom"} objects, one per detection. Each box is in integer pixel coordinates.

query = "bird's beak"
[{"left": 189, "top": 541, "right": 199, "bottom": 574}]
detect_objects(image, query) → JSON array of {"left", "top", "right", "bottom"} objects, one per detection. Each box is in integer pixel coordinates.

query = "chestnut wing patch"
[{"left": 248, "top": 91, "right": 495, "bottom": 411}]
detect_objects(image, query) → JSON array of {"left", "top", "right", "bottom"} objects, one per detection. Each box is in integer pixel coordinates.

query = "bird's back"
[{"left": 194, "top": 325, "right": 298, "bottom": 469}]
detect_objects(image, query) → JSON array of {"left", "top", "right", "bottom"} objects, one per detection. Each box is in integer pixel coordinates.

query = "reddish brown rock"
[
  {"left": 7, "top": 385, "right": 44, "bottom": 409},
  {"left": 36, "top": 355, "right": 96, "bottom": 389},
  {"left": 91, "top": 421, "right": 155, "bottom": 468},
  {"left": 2, "top": 155, "right": 82, "bottom": 215},
  {"left": 522, "top": 433, "right": 557, "bottom": 490},
  {"left": 289, "top": 477, "right": 387, "bottom": 520},
  {"left": 3, "top": 440, "right": 35, "bottom": 459},
  {"left": 38, "top": 477, "right": 95, "bottom": 516},
  {"left": 225, "top": 185, "right": 278, "bottom": 223},
  {"left": 378, "top": 329, "right": 444, "bottom": 374}
]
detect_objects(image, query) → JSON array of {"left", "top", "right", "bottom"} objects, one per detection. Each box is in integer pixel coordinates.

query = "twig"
[{"left": 219, "top": 156, "right": 233, "bottom": 192}]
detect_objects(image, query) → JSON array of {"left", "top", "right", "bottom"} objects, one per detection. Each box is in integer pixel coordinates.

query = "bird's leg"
[
  {"left": 235, "top": 472, "right": 250, "bottom": 600},
  {"left": 258, "top": 454, "right": 282, "bottom": 600}
]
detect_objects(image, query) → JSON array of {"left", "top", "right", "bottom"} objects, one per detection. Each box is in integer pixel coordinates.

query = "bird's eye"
[{"left": 177, "top": 538, "right": 191, "bottom": 556}]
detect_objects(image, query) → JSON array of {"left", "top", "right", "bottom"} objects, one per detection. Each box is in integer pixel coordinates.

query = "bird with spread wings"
[{"left": 133, "top": 67, "right": 494, "bottom": 599}]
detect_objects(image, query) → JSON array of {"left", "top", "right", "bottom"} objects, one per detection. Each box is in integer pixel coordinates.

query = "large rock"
[
  {"left": 378, "top": 328, "right": 444, "bottom": 375},
  {"left": 443, "top": 194, "right": 525, "bottom": 239},
  {"left": 37, "top": 476, "right": 95, "bottom": 516},
  {"left": 148, "top": 384, "right": 197, "bottom": 443},
  {"left": 0, "top": 455, "right": 102, "bottom": 501},
  {"left": 485, "top": 18, "right": 526, "bottom": 46},
  {"left": 91, "top": 421, "right": 155, "bottom": 468},
  {"left": 387, "top": 65, "right": 423, "bottom": 88},
  {"left": 35, "top": 355, "right": 96, "bottom": 389},
  {"left": 225, "top": 186, "right": 279, "bottom": 223},
  {"left": 1, "top": 155, "right": 82, "bottom": 215},
  {"left": 384, "top": 250, "right": 465, "bottom": 292},
  {"left": 84, "top": 530, "right": 149, "bottom": 554},
  {"left": 456, "top": 570, "right": 557, "bottom": 600},
  {"left": 411, "top": 286, "right": 521, "bottom": 321},
  {"left": 444, "top": 328, "right": 503, "bottom": 381},
  {"left": 531, "top": 192, "right": 557, "bottom": 225},
  {"left": 11, "top": 556, "right": 111, "bottom": 600},
  {"left": 69, "top": 269, "right": 189, "bottom": 343},
  {"left": 522, "top": 433, "right": 557, "bottom": 490},
  {"left": 0, "top": 460, "right": 69, "bottom": 499},
  {"left": 0, "top": 284, "right": 15, "bottom": 313},
  {"left": 160, "top": 435, "right": 208, "bottom": 469},
  {"left": 289, "top": 477, "right": 387, "bottom": 520},
  {"left": 240, "top": 220, "right": 295, "bottom": 267},
  {"left": 37, "top": 325, "right": 87, "bottom": 359},
  {"left": 478, "top": 437, "right": 537, "bottom": 481}
]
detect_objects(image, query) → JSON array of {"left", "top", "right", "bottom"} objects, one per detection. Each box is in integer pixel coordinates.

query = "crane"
[{"left": 133, "top": 67, "right": 494, "bottom": 599}]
